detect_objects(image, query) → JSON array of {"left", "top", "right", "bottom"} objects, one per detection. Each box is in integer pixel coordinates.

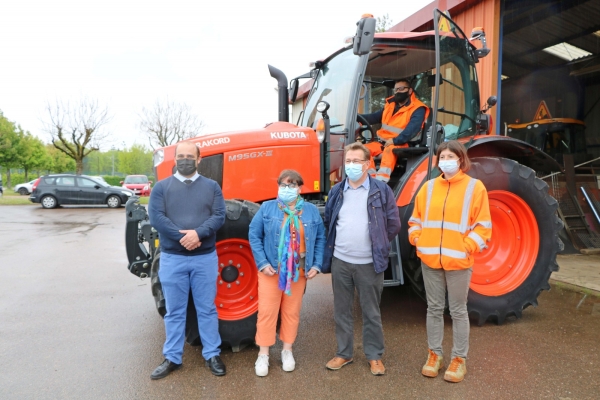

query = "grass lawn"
[{"left": 0, "top": 189, "right": 34, "bottom": 205}]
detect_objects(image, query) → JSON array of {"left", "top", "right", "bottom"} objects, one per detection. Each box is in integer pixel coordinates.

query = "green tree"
[
  {"left": 18, "top": 133, "right": 52, "bottom": 180},
  {"left": 376, "top": 14, "right": 393, "bottom": 33},
  {"left": 0, "top": 112, "right": 23, "bottom": 187},
  {"left": 46, "top": 144, "right": 76, "bottom": 174},
  {"left": 43, "top": 98, "right": 111, "bottom": 174},
  {"left": 118, "top": 144, "right": 153, "bottom": 176}
]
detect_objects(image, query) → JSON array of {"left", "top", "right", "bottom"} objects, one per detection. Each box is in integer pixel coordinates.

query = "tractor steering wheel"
[{"left": 356, "top": 114, "right": 375, "bottom": 144}]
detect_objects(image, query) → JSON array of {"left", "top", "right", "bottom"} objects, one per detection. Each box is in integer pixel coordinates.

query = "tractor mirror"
[
  {"left": 353, "top": 15, "right": 376, "bottom": 56},
  {"left": 487, "top": 96, "right": 497, "bottom": 107},
  {"left": 427, "top": 74, "right": 443, "bottom": 88},
  {"left": 289, "top": 79, "right": 299, "bottom": 103}
]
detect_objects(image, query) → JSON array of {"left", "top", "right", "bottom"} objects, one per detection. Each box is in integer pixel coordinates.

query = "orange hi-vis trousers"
[
  {"left": 364, "top": 141, "right": 406, "bottom": 183},
  {"left": 255, "top": 266, "right": 307, "bottom": 347}
]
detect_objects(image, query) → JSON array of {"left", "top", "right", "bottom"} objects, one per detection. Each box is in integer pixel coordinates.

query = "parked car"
[
  {"left": 14, "top": 179, "right": 38, "bottom": 195},
  {"left": 121, "top": 175, "right": 152, "bottom": 196},
  {"left": 30, "top": 174, "right": 133, "bottom": 209}
]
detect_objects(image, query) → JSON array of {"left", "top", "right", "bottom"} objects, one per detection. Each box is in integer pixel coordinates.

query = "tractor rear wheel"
[
  {"left": 402, "top": 157, "right": 563, "bottom": 325},
  {"left": 185, "top": 199, "right": 260, "bottom": 351},
  {"left": 465, "top": 157, "right": 563, "bottom": 324}
]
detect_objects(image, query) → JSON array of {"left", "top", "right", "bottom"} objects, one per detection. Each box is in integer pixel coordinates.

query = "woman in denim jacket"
[{"left": 248, "top": 169, "right": 326, "bottom": 377}]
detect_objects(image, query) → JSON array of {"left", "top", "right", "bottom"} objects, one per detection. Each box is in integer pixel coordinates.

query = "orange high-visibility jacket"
[
  {"left": 377, "top": 92, "right": 430, "bottom": 146},
  {"left": 408, "top": 170, "right": 492, "bottom": 270}
]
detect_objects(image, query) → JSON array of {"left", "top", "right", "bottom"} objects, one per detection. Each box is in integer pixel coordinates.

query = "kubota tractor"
[{"left": 125, "top": 11, "right": 564, "bottom": 351}]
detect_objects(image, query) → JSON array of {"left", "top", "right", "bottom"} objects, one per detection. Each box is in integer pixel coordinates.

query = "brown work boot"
[
  {"left": 421, "top": 349, "right": 444, "bottom": 378},
  {"left": 326, "top": 356, "right": 353, "bottom": 370},
  {"left": 444, "top": 357, "right": 467, "bottom": 383},
  {"left": 369, "top": 359, "right": 385, "bottom": 376}
]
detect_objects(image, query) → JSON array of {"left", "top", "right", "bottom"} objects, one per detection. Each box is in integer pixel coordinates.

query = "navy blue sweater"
[{"left": 148, "top": 175, "right": 226, "bottom": 256}]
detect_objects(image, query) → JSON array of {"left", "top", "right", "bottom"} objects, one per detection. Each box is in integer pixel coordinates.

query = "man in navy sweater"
[{"left": 148, "top": 141, "right": 226, "bottom": 380}]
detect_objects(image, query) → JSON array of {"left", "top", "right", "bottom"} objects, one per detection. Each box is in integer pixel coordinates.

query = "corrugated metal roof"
[{"left": 502, "top": 0, "right": 600, "bottom": 84}]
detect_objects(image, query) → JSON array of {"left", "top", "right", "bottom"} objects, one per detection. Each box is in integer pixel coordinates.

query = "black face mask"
[
  {"left": 394, "top": 91, "right": 410, "bottom": 103},
  {"left": 176, "top": 159, "right": 197, "bottom": 176}
]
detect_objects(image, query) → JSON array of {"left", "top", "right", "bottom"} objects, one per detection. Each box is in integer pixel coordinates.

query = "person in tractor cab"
[
  {"left": 408, "top": 140, "right": 492, "bottom": 383},
  {"left": 248, "top": 169, "right": 326, "bottom": 377},
  {"left": 360, "top": 79, "right": 429, "bottom": 183},
  {"left": 323, "top": 142, "right": 401, "bottom": 376},
  {"left": 148, "top": 141, "right": 227, "bottom": 380}
]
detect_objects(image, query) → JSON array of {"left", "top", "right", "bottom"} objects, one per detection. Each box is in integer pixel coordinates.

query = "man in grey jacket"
[{"left": 323, "top": 142, "right": 401, "bottom": 376}]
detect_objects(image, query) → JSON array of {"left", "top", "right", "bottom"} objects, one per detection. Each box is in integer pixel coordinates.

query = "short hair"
[
  {"left": 175, "top": 141, "right": 200, "bottom": 158},
  {"left": 395, "top": 78, "right": 411, "bottom": 88},
  {"left": 435, "top": 140, "right": 471, "bottom": 172},
  {"left": 277, "top": 169, "right": 304, "bottom": 186},
  {"left": 344, "top": 142, "right": 370, "bottom": 161}
]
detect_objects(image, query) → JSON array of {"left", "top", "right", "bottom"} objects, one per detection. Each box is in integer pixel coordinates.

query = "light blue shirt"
[
  {"left": 343, "top": 176, "right": 370, "bottom": 192},
  {"left": 174, "top": 171, "right": 200, "bottom": 183}
]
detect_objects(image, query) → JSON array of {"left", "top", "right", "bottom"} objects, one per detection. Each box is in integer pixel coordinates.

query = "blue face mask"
[
  {"left": 278, "top": 187, "right": 299, "bottom": 204},
  {"left": 345, "top": 162, "right": 365, "bottom": 182}
]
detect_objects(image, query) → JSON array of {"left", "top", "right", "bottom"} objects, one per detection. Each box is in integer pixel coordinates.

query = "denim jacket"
[
  {"left": 323, "top": 177, "right": 401, "bottom": 274},
  {"left": 249, "top": 199, "right": 326, "bottom": 273}
]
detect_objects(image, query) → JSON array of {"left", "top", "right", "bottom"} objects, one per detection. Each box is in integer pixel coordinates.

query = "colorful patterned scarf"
[{"left": 276, "top": 196, "right": 304, "bottom": 295}]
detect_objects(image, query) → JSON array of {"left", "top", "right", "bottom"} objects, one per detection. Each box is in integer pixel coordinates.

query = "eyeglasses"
[
  {"left": 393, "top": 86, "right": 410, "bottom": 93},
  {"left": 279, "top": 183, "right": 299, "bottom": 189},
  {"left": 176, "top": 155, "right": 197, "bottom": 160},
  {"left": 344, "top": 159, "right": 367, "bottom": 164}
]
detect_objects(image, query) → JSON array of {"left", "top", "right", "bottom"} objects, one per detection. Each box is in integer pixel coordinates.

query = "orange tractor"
[{"left": 126, "top": 11, "right": 563, "bottom": 351}]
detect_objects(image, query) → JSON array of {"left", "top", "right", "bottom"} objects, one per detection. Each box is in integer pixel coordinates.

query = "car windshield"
[
  {"left": 89, "top": 177, "right": 110, "bottom": 187},
  {"left": 124, "top": 176, "right": 148, "bottom": 184}
]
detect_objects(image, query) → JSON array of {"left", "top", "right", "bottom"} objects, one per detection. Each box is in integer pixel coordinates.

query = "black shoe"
[
  {"left": 151, "top": 359, "right": 182, "bottom": 380},
  {"left": 206, "top": 356, "right": 226, "bottom": 376}
]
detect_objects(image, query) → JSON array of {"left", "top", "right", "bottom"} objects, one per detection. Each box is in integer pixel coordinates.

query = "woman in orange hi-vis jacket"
[{"left": 408, "top": 140, "right": 492, "bottom": 383}]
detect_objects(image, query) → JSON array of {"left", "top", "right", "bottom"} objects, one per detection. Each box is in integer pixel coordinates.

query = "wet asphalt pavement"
[{"left": 1, "top": 205, "right": 599, "bottom": 399}]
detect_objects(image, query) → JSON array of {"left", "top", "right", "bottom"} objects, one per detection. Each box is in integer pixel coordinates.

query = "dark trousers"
[{"left": 331, "top": 256, "right": 385, "bottom": 360}]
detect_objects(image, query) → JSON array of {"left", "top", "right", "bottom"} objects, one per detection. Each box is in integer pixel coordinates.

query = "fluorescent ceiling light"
[
  {"left": 594, "top": 30, "right": 600, "bottom": 37},
  {"left": 501, "top": 74, "right": 509, "bottom": 80},
  {"left": 542, "top": 42, "right": 592, "bottom": 61}
]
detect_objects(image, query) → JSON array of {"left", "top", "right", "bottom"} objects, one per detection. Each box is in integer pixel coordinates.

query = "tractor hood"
[{"left": 153, "top": 121, "right": 319, "bottom": 183}]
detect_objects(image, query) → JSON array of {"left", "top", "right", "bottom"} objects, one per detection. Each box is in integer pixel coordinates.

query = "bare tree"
[
  {"left": 44, "top": 98, "right": 111, "bottom": 174},
  {"left": 376, "top": 14, "right": 393, "bottom": 33},
  {"left": 138, "top": 99, "right": 205, "bottom": 150}
]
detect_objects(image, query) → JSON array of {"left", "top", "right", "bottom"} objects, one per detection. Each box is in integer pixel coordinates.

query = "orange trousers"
[
  {"left": 364, "top": 141, "right": 405, "bottom": 183},
  {"left": 255, "top": 268, "right": 307, "bottom": 347}
]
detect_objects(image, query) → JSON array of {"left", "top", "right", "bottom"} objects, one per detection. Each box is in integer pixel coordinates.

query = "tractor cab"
[{"left": 298, "top": 11, "right": 489, "bottom": 193}]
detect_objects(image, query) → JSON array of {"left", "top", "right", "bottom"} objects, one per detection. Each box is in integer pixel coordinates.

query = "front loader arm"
[{"left": 125, "top": 196, "right": 157, "bottom": 278}]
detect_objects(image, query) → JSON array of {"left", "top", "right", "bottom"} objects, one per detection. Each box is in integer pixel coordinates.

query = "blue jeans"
[{"left": 159, "top": 251, "right": 221, "bottom": 363}]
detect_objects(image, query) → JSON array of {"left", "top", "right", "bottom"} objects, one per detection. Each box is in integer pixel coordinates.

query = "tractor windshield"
[{"left": 301, "top": 49, "right": 362, "bottom": 134}]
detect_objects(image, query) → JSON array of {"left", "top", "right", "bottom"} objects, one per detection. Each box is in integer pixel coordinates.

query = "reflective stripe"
[
  {"left": 468, "top": 231, "right": 487, "bottom": 250},
  {"left": 471, "top": 221, "right": 492, "bottom": 230},
  {"left": 424, "top": 180, "right": 434, "bottom": 223},
  {"left": 381, "top": 124, "right": 404, "bottom": 135},
  {"left": 422, "top": 220, "right": 460, "bottom": 232},
  {"left": 367, "top": 169, "right": 377, "bottom": 174},
  {"left": 408, "top": 217, "right": 421, "bottom": 225},
  {"left": 378, "top": 167, "right": 392, "bottom": 175},
  {"left": 458, "top": 178, "right": 477, "bottom": 233},
  {"left": 408, "top": 226, "right": 421, "bottom": 234},
  {"left": 417, "top": 246, "right": 468, "bottom": 259},
  {"left": 376, "top": 175, "right": 390, "bottom": 183}
]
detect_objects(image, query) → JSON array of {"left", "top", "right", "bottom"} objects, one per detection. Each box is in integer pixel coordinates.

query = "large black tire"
[
  {"left": 150, "top": 251, "right": 166, "bottom": 317},
  {"left": 402, "top": 157, "right": 563, "bottom": 325},
  {"left": 185, "top": 199, "right": 260, "bottom": 351}
]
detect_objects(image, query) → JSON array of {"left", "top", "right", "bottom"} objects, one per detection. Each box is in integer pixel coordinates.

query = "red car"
[{"left": 121, "top": 175, "right": 152, "bottom": 196}]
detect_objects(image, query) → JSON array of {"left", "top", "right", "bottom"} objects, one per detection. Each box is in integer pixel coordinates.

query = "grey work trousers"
[
  {"left": 332, "top": 256, "right": 385, "bottom": 361},
  {"left": 421, "top": 262, "right": 473, "bottom": 359}
]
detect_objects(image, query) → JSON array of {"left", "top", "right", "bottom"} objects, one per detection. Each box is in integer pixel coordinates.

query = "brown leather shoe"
[
  {"left": 326, "top": 356, "right": 353, "bottom": 370},
  {"left": 369, "top": 359, "right": 385, "bottom": 375}
]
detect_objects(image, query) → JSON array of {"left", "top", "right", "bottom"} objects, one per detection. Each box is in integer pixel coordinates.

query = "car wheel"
[
  {"left": 18, "top": 188, "right": 29, "bottom": 195},
  {"left": 41, "top": 195, "right": 58, "bottom": 209},
  {"left": 107, "top": 195, "right": 122, "bottom": 208}
]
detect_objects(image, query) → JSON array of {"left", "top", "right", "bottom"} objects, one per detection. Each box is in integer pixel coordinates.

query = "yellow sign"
[
  {"left": 533, "top": 100, "right": 552, "bottom": 121},
  {"left": 438, "top": 11, "right": 452, "bottom": 33},
  {"left": 314, "top": 181, "right": 320, "bottom": 191}
]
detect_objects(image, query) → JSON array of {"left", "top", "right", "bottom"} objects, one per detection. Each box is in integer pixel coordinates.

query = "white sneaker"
[
  {"left": 281, "top": 350, "right": 295, "bottom": 372},
  {"left": 255, "top": 354, "right": 269, "bottom": 377}
]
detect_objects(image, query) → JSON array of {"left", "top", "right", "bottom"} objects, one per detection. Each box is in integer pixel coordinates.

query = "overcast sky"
[{"left": 1, "top": 1, "right": 432, "bottom": 150}]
